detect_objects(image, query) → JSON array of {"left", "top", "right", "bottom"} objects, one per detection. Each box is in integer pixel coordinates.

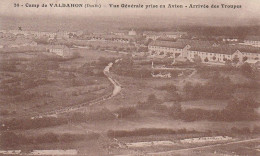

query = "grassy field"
[{"left": 0, "top": 48, "right": 121, "bottom": 118}]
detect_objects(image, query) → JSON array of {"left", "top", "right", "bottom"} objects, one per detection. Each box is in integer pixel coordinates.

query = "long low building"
[
  {"left": 46, "top": 45, "right": 70, "bottom": 57},
  {"left": 148, "top": 39, "right": 260, "bottom": 65},
  {"left": 144, "top": 31, "right": 187, "bottom": 40},
  {"left": 243, "top": 35, "right": 260, "bottom": 47}
]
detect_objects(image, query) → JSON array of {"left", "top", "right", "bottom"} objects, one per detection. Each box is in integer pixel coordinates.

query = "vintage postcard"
[{"left": 0, "top": 0, "right": 259, "bottom": 155}]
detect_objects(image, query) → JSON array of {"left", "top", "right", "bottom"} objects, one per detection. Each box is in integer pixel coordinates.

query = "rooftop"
[
  {"left": 149, "top": 39, "right": 260, "bottom": 54},
  {"left": 144, "top": 31, "right": 187, "bottom": 36},
  {"left": 149, "top": 41, "right": 187, "bottom": 49}
]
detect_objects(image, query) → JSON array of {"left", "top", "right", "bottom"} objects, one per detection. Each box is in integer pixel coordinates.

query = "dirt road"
[
  {"left": 33, "top": 59, "right": 122, "bottom": 118},
  {"left": 147, "top": 137, "right": 260, "bottom": 155}
]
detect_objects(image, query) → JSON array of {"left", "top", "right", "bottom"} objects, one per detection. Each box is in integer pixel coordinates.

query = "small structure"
[
  {"left": 29, "top": 149, "right": 77, "bottom": 155},
  {"left": 0, "top": 150, "right": 21, "bottom": 155},
  {"left": 128, "top": 29, "right": 137, "bottom": 36},
  {"left": 126, "top": 141, "right": 175, "bottom": 148},
  {"left": 144, "top": 31, "right": 187, "bottom": 40},
  {"left": 112, "top": 30, "right": 126, "bottom": 36},
  {"left": 47, "top": 45, "right": 70, "bottom": 57},
  {"left": 151, "top": 72, "right": 171, "bottom": 78},
  {"left": 180, "top": 136, "right": 232, "bottom": 144},
  {"left": 243, "top": 35, "right": 260, "bottom": 47}
]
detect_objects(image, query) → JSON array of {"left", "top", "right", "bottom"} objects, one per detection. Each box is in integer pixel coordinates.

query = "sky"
[{"left": 0, "top": 0, "right": 259, "bottom": 20}]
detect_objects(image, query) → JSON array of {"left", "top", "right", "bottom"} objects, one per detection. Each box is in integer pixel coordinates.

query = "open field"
[{"left": 0, "top": 48, "right": 122, "bottom": 118}]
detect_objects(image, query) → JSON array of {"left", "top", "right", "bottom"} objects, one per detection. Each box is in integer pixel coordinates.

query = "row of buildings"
[
  {"left": 87, "top": 34, "right": 136, "bottom": 43},
  {"left": 143, "top": 31, "right": 187, "bottom": 40},
  {"left": 242, "top": 36, "right": 260, "bottom": 47},
  {"left": 148, "top": 39, "right": 260, "bottom": 66},
  {"left": 180, "top": 136, "right": 232, "bottom": 144},
  {"left": 46, "top": 45, "right": 70, "bottom": 57},
  {"left": 0, "top": 29, "right": 84, "bottom": 40}
]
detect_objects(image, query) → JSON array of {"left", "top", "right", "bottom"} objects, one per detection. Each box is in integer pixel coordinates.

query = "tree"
[
  {"left": 145, "top": 39, "right": 153, "bottom": 46},
  {"left": 240, "top": 63, "right": 255, "bottom": 78},
  {"left": 232, "top": 56, "right": 239, "bottom": 64},
  {"left": 166, "top": 53, "right": 172, "bottom": 58},
  {"left": 147, "top": 94, "right": 159, "bottom": 105},
  {"left": 224, "top": 97, "right": 259, "bottom": 121},
  {"left": 193, "top": 54, "right": 202, "bottom": 64},
  {"left": 204, "top": 57, "right": 209, "bottom": 62},
  {"left": 243, "top": 56, "right": 248, "bottom": 62},
  {"left": 116, "top": 107, "right": 137, "bottom": 118},
  {"left": 225, "top": 59, "right": 232, "bottom": 66}
]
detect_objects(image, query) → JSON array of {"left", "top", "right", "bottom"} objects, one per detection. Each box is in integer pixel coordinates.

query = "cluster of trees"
[
  {"left": 71, "top": 107, "right": 138, "bottom": 122},
  {"left": 79, "top": 57, "right": 117, "bottom": 77},
  {"left": 1, "top": 110, "right": 114, "bottom": 131},
  {"left": 183, "top": 72, "right": 259, "bottom": 101},
  {"left": 137, "top": 46, "right": 148, "bottom": 52},
  {"left": 168, "top": 97, "right": 259, "bottom": 122},
  {"left": 197, "top": 61, "right": 257, "bottom": 79},
  {"left": 0, "top": 117, "right": 68, "bottom": 131},
  {"left": 70, "top": 108, "right": 116, "bottom": 123},
  {"left": 0, "top": 132, "right": 99, "bottom": 148},
  {"left": 135, "top": 92, "right": 259, "bottom": 122},
  {"left": 112, "top": 57, "right": 152, "bottom": 78},
  {"left": 115, "top": 107, "right": 137, "bottom": 118},
  {"left": 157, "top": 84, "right": 177, "bottom": 93},
  {"left": 137, "top": 94, "right": 181, "bottom": 112},
  {"left": 240, "top": 63, "right": 257, "bottom": 79},
  {"left": 230, "top": 126, "right": 260, "bottom": 134},
  {"left": 107, "top": 128, "right": 197, "bottom": 138},
  {"left": 183, "top": 75, "right": 234, "bottom": 100},
  {"left": 197, "top": 66, "right": 236, "bottom": 79},
  {"left": 85, "top": 43, "right": 138, "bottom": 52},
  {"left": 136, "top": 94, "right": 164, "bottom": 110},
  {"left": 1, "top": 58, "right": 59, "bottom": 97},
  {"left": 1, "top": 106, "right": 139, "bottom": 131}
]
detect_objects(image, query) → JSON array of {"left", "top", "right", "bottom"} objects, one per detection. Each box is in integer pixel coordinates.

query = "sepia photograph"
[{"left": 0, "top": 0, "right": 259, "bottom": 155}]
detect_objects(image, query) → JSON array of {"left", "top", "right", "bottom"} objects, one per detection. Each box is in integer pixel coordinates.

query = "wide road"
[{"left": 115, "top": 137, "right": 260, "bottom": 156}]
